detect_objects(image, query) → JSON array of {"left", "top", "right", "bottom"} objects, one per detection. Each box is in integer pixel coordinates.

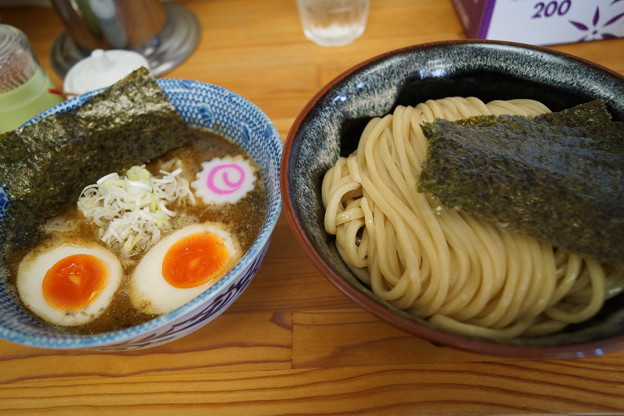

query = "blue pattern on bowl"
[{"left": 0, "top": 79, "right": 282, "bottom": 350}]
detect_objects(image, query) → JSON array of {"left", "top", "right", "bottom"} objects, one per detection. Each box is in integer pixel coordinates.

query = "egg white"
[
  {"left": 129, "top": 222, "right": 241, "bottom": 315},
  {"left": 16, "top": 243, "right": 123, "bottom": 327}
]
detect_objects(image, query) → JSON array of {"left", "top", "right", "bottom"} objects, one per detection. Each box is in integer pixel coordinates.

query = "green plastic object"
[{"left": 0, "top": 66, "right": 63, "bottom": 133}]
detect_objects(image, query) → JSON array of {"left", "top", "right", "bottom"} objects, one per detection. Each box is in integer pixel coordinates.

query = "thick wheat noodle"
[{"left": 321, "top": 96, "right": 624, "bottom": 339}]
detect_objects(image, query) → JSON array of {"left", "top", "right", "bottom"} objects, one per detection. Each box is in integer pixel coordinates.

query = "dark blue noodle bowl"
[{"left": 282, "top": 40, "right": 624, "bottom": 359}]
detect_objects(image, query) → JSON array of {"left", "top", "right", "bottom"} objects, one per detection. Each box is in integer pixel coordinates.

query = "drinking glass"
[{"left": 296, "top": 0, "right": 370, "bottom": 47}]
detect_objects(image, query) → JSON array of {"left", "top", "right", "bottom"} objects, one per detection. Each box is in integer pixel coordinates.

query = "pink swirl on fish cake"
[{"left": 192, "top": 157, "right": 256, "bottom": 204}]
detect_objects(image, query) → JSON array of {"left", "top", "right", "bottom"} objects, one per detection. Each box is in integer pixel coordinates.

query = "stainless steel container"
[{"left": 50, "top": 0, "right": 200, "bottom": 77}]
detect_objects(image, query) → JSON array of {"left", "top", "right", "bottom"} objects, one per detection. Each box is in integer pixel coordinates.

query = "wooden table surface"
[{"left": 1, "top": 1, "right": 624, "bottom": 414}]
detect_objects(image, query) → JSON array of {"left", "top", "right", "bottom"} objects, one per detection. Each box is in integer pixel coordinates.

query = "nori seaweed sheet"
[
  {"left": 0, "top": 67, "right": 196, "bottom": 247},
  {"left": 419, "top": 100, "right": 624, "bottom": 264}
]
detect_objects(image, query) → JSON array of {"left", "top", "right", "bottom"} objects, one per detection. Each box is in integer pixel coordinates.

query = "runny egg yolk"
[
  {"left": 42, "top": 254, "right": 109, "bottom": 311},
  {"left": 17, "top": 244, "right": 123, "bottom": 327},
  {"left": 130, "top": 222, "right": 241, "bottom": 316},
  {"left": 162, "top": 232, "right": 229, "bottom": 288}
]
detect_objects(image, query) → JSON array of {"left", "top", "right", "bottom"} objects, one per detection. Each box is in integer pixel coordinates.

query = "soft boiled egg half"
[
  {"left": 130, "top": 222, "right": 241, "bottom": 315},
  {"left": 17, "top": 243, "right": 123, "bottom": 327}
]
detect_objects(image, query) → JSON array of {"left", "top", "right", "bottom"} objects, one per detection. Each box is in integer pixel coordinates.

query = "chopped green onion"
[{"left": 77, "top": 163, "right": 196, "bottom": 256}]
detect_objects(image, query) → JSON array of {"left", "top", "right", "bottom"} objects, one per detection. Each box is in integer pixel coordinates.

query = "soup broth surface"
[{"left": 4, "top": 127, "right": 267, "bottom": 334}]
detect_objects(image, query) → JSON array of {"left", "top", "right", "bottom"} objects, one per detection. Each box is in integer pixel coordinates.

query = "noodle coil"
[{"left": 321, "top": 97, "right": 624, "bottom": 340}]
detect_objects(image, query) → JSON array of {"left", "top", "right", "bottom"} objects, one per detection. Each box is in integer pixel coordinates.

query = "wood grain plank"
[
  {"left": 1, "top": 361, "right": 623, "bottom": 415},
  {"left": 0, "top": 0, "right": 623, "bottom": 414},
  {"left": 292, "top": 308, "right": 505, "bottom": 367},
  {"left": 0, "top": 311, "right": 292, "bottom": 384}
]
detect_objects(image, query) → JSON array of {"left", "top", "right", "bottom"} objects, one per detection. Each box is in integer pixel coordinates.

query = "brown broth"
[{"left": 4, "top": 128, "right": 268, "bottom": 335}]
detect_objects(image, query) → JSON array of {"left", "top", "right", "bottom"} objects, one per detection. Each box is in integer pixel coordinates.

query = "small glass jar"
[{"left": 0, "top": 24, "right": 63, "bottom": 133}]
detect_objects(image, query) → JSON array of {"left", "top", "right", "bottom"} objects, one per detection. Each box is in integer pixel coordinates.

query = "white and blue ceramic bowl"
[
  {"left": 0, "top": 79, "right": 282, "bottom": 350},
  {"left": 282, "top": 40, "right": 624, "bottom": 359}
]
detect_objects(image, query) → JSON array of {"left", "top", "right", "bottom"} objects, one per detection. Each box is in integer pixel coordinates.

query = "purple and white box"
[{"left": 451, "top": 0, "right": 624, "bottom": 45}]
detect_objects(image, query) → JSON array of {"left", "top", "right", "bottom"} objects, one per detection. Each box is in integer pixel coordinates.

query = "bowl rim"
[
  {"left": 1, "top": 78, "right": 282, "bottom": 349},
  {"left": 281, "top": 39, "right": 624, "bottom": 359}
]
